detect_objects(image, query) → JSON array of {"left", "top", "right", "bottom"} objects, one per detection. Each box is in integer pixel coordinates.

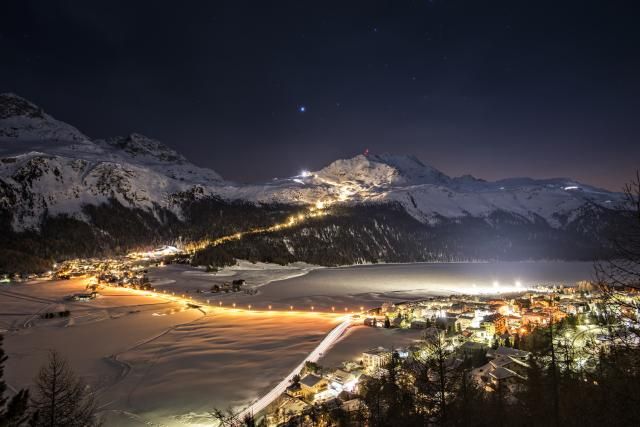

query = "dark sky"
[{"left": 2, "top": 1, "right": 639, "bottom": 190}]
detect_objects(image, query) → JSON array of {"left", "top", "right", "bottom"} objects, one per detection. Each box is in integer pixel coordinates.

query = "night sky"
[{"left": 2, "top": 1, "right": 639, "bottom": 190}]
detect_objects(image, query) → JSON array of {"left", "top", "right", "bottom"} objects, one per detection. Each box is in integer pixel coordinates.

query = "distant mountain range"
[{"left": 0, "top": 93, "right": 629, "bottom": 273}]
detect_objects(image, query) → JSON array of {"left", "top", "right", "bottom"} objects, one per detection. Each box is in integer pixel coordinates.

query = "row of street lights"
[{"left": 129, "top": 284, "right": 367, "bottom": 314}]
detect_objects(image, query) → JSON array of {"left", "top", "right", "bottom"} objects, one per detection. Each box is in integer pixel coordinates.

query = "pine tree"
[
  {"left": 0, "top": 334, "right": 29, "bottom": 426},
  {"left": 30, "top": 351, "right": 99, "bottom": 427}
]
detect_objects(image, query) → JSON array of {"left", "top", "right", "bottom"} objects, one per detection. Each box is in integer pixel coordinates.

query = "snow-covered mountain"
[
  {"left": 242, "top": 152, "right": 623, "bottom": 229},
  {"left": 0, "top": 93, "right": 625, "bottom": 230},
  {"left": 0, "top": 93, "right": 628, "bottom": 271},
  {"left": 0, "top": 93, "right": 228, "bottom": 230}
]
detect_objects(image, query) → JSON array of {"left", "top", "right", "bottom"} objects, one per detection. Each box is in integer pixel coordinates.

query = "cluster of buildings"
[
  {"left": 268, "top": 364, "right": 366, "bottom": 426},
  {"left": 363, "top": 284, "right": 597, "bottom": 347},
  {"left": 263, "top": 284, "right": 624, "bottom": 426}
]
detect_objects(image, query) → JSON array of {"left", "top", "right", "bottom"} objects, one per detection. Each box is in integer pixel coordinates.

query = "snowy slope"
[
  {"left": 0, "top": 94, "right": 226, "bottom": 230},
  {"left": 0, "top": 93, "right": 625, "bottom": 233},
  {"left": 239, "top": 153, "right": 623, "bottom": 228}
]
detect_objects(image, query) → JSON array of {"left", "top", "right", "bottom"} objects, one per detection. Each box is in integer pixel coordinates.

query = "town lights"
[{"left": 315, "top": 201, "right": 325, "bottom": 210}]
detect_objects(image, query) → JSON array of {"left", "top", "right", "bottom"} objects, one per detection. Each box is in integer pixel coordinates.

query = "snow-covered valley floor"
[{"left": 1, "top": 278, "right": 343, "bottom": 426}]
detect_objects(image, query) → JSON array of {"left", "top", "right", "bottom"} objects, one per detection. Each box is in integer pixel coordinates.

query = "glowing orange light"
[
  {"left": 311, "top": 306, "right": 315, "bottom": 311},
  {"left": 232, "top": 303, "right": 236, "bottom": 308},
  {"left": 248, "top": 304, "right": 252, "bottom": 310},
  {"left": 268, "top": 305, "right": 272, "bottom": 310},
  {"left": 331, "top": 307, "right": 335, "bottom": 312},
  {"left": 290, "top": 305, "right": 294, "bottom": 311}
]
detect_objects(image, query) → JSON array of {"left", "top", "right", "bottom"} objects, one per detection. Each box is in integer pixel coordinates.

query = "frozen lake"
[{"left": 150, "top": 261, "right": 596, "bottom": 311}]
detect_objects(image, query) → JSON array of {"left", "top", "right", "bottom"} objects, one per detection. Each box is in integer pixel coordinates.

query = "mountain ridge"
[{"left": 0, "top": 94, "right": 629, "bottom": 273}]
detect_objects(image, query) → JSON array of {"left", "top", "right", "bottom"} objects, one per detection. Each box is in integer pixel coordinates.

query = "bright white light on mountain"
[
  {"left": 493, "top": 281, "right": 499, "bottom": 288},
  {"left": 564, "top": 186, "right": 579, "bottom": 190},
  {"left": 293, "top": 179, "right": 304, "bottom": 184},
  {"left": 515, "top": 280, "right": 522, "bottom": 288},
  {"left": 300, "top": 170, "right": 311, "bottom": 177}
]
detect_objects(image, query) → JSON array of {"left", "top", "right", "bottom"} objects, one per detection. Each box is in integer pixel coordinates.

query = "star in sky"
[{"left": 298, "top": 105, "right": 306, "bottom": 113}]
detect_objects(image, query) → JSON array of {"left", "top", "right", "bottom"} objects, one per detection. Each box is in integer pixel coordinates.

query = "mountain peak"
[
  {"left": 0, "top": 93, "right": 45, "bottom": 120},
  {"left": 0, "top": 93, "right": 91, "bottom": 144},
  {"left": 315, "top": 152, "right": 450, "bottom": 187}
]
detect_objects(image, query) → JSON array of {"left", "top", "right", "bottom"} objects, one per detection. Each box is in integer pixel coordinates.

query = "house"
[
  {"left": 266, "top": 395, "right": 309, "bottom": 426},
  {"left": 486, "top": 346, "right": 530, "bottom": 361},
  {"left": 286, "top": 382, "right": 303, "bottom": 399},
  {"left": 299, "top": 374, "right": 328, "bottom": 400},
  {"left": 455, "top": 312, "right": 475, "bottom": 331},
  {"left": 362, "top": 347, "right": 392, "bottom": 372},
  {"left": 471, "top": 354, "right": 530, "bottom": 392},
  {"left": 327, "top": 369, "right": 358, "bottom": 392},
  {"left": 521, "top": 310, "right": 548, "bottom": 326},
  {"left": 481, "top": 313, "right": 507, "bottom": 336},
  {"left": 468, "top": 326, "right": 491, "bottom": 343}
]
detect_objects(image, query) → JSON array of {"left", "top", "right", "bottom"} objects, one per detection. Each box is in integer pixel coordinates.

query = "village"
[{"left": 260, "top": 282, "right": 637, "bottom": 426}]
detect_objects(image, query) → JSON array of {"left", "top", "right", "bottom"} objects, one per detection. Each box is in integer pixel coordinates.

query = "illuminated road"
[{"left": 235, "top": 316, "right": 353, "bottom": 422}]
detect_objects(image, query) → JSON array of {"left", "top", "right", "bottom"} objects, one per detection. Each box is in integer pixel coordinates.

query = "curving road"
[{"left": 236, "top": 317, "right": 353, "bottom": 422}]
